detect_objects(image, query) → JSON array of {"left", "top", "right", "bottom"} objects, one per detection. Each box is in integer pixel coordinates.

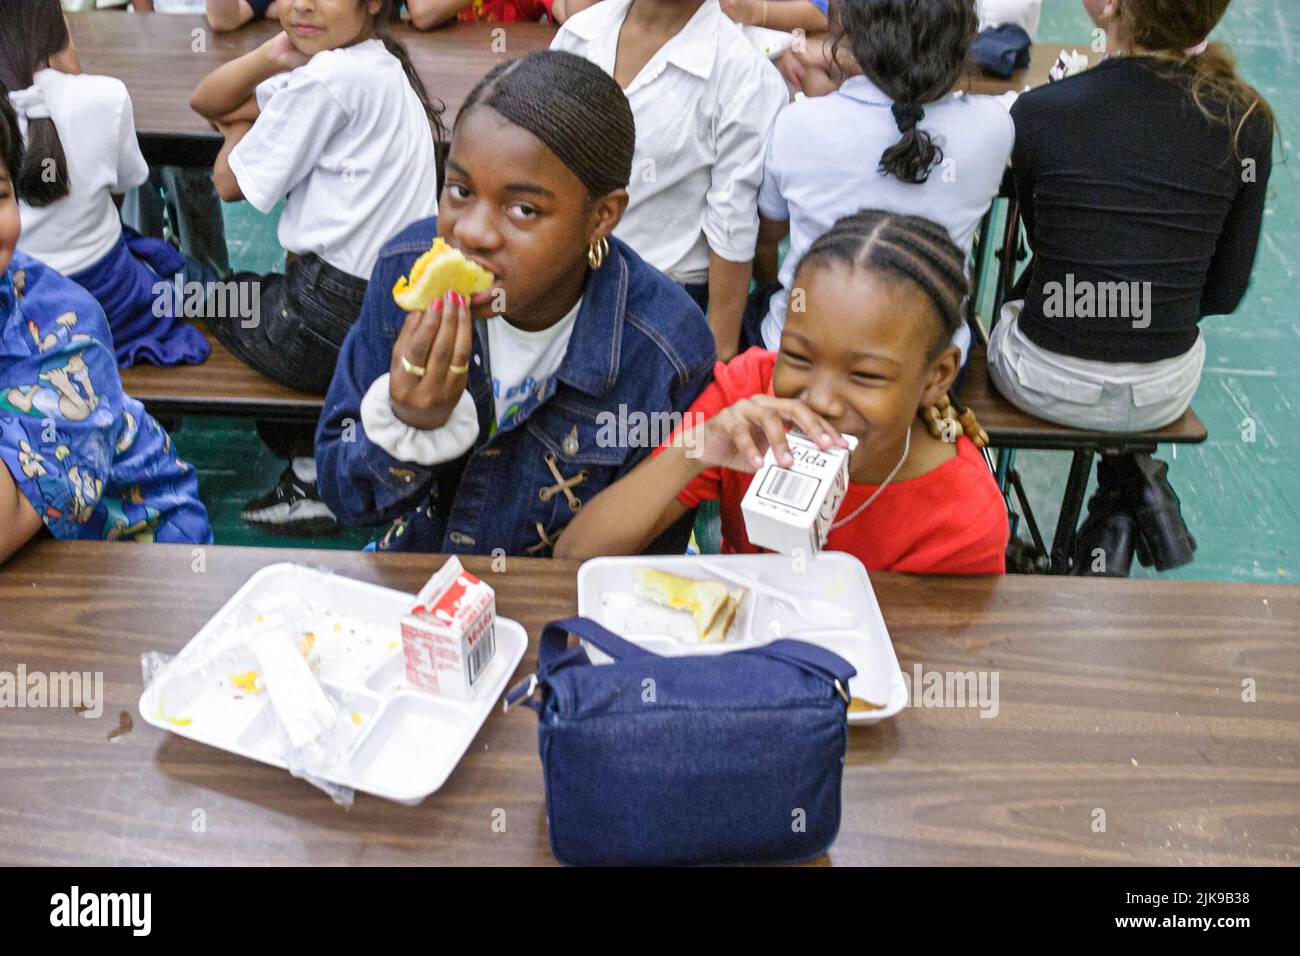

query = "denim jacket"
[{"left": 316, "top": 217, "right": 716, "bottom": 555}]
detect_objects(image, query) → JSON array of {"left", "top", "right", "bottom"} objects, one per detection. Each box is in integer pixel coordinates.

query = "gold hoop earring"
[{"left": 587, "top": 236, "right": 609, "bottom": 270}]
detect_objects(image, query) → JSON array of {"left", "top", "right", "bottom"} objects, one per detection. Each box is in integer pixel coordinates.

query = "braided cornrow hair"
[
  {"left": 455, "top": 51, "right": 635, "bottom": 199},
  {"left": 796, "top": 209, "right": 968, "bottom": 358}
]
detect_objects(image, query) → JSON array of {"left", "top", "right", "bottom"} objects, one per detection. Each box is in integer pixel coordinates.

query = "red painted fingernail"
[{"left": 432, "top": 299, "right": 444, "bottom": 313}]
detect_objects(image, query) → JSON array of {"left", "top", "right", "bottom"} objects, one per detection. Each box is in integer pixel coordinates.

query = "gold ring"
[
  {"left": 448, "top": 363, "right": 469, "bottom": 376},
  {"left": 400, "top": 355, "right": 427, "bottom": 378}
]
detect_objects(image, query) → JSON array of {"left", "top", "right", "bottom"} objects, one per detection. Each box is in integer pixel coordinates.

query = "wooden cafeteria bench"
[
  {"left": 959, "top": 346, "right": 1208, "bottom": 573},
  {"left": 119, "top": 331, "right": 324, "bottom": 422}
]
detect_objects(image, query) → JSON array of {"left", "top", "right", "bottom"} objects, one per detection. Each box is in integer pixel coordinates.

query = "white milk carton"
[
  {"left": 399, "top": 557, "right": 496, "bottom": 699},
  {"left": 740, "top": 431, "right": 859, "bottom": 556}
]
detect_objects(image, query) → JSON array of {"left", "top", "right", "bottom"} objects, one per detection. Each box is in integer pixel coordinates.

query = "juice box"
[
  {"left": 740, "top": 431, "right": 859, "bottom": 556},
  {"left": 399, "top": 557, "right": 496, "bottom": 699}
]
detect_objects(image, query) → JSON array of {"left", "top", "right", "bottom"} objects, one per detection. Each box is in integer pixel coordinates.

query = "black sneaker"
[{"left": 241, "top": 464, "right": 340, "bottom": 536}]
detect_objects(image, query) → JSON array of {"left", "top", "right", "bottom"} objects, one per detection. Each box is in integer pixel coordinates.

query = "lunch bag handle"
[
  {"left": 505, "top": 617, "right": 858, "bottom": 712},
  {"left": 539, "top": 616, "right": 658, "bottom": 668},
  {"left": 504, "top": 616, "right": 656, "bottom": 712}
]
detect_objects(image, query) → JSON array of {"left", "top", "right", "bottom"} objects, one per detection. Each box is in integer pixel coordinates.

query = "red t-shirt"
[
  {"left": 664, "top": 349, "right": 1008, "bottom": 575},
  {"left": 458, "top": 0, "right": 553, "bottom": 22}
]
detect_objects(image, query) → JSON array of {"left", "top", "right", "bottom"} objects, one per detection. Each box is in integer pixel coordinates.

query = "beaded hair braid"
[{"left": 455, "top": 51, "right": 635, "bottom": 199}]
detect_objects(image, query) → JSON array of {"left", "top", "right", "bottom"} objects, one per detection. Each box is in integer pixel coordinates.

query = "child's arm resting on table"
[
  {"left": 206, "top": 0, "right": 276, "bottom": 33},
  {"left": 190, "top": 32, "right": 308, "bottom": 120},
  {"left": 555, "top": 394, "right": 845, "bottom": 559},
  {"left": 406, "top": 0, "right": 474, "bottom": 30},
  {"left": 192, "top": 33, "right": 314, "bottom": 203},
  {"left": 720, "top": 0, "right": 828, "bottom": 33},
  {"left": 0, "top": 463, "right": 44, "bottom": 567}
]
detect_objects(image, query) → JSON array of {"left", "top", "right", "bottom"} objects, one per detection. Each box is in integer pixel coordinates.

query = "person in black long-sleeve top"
[
  {"left": 1007, "top": 55, "right": 1271, "bottom": 365},
  {"left": 987, "top": 0, "right": 1274, "bottom": 576}
]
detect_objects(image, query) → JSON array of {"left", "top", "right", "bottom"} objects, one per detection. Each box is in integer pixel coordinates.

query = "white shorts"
[{"left": 987, "top": 301, "right": 1205, "bottom": 433}]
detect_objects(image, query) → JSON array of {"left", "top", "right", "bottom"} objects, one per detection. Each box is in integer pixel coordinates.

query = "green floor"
[{"left": 172, "top": 0, "right": 1299, "bottom": 580}]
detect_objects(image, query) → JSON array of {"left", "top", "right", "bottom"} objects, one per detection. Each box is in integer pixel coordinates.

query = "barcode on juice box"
[
  {"left": 758, "top": 467, "right": 819, "bottom": 512},
  {"left": 465, "top": 625, "right": 496, "bottom": 686}
]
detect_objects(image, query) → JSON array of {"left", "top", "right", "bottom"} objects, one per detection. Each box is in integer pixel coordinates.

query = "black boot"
[
  {"left": 1112, "top": 454, "right": 1197, "bottom": 571},
  {"left": 1070, "top": 458, "right": 1135, "bottom": 576}
]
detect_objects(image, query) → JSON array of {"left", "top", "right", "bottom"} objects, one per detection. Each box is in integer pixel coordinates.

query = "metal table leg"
[{"left": 1050, "top": 449, "right": 1095, "bottom": 574}]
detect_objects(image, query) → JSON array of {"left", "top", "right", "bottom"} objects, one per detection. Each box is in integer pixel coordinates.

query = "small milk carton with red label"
[
  {"left": 740, "top": 430, "right": 859, "bottom": 556},
  {"left": 400, "top": 557, "right": 497, "bottom": 699}
]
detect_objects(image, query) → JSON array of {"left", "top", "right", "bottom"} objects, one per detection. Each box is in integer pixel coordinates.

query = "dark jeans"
[
  {"left": 208, "top": 253, "right": 368, "bottom": 461},
  {"left": 681, "top": 281, "right": 709, "bottom": 317},
  {"left": 741, "top": 281, "right": 781, "bottom": 352}
]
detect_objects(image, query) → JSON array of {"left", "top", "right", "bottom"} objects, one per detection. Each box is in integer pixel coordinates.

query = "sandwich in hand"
[{"left": 392, "top": 238, "right": 494, "bottom": 312}]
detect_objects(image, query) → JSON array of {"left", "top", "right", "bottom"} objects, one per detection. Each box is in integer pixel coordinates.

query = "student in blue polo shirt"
[
  {"left": 315, "top": 51, "right": 716, "bottom": 556},
  {"left": 751, "top": 0, "right": 1013, "bottom": 356}
]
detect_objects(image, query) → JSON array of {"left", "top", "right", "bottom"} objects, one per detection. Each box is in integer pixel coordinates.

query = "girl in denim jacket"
[{"left": 315, "top": 51, "right": 717, "bottom": 556}]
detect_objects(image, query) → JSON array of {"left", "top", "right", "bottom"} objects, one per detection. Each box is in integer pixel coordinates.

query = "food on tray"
[
  {"left": 230, "top": 671, "right": 264, "bottom": 694},
  {"left": 391, "top": 238, "right": 494, "bottom": 312},
  {"left": 632, "top": 567, "right": 744, "bottom": 641},
  {"left": 849, "top": 697, "right": 885, "bottom": 713},
  {"left": 298, "top": 631, "right": 320, "bottom": 674}
]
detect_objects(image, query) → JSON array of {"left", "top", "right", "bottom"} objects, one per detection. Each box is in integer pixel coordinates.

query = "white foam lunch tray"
[
  {"left": 576, "top": 553, "right": 906, "bottom": 724},
  {"left": 138, "top": 563, "right": 527, "bottom": 805}
]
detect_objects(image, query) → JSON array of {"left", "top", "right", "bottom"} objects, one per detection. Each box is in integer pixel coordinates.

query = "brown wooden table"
[
  {"left": 68, "top": 12, "right": 1086, "bottom": 165},
  {"left": 68, "top": 14, "right": 557, "bottom": 165},
  {"left": 2, "top": 540, "right": 1296, "bottom": 866}
]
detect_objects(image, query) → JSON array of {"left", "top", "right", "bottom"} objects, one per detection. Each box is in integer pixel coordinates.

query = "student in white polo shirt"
[
  {"left": 189, "top": 0, "right": 441, "bottom": 535},
  {"left": 552, "top": 0, "right": 788, "bottom": 361},
  {"left": 752, "top": 0, "right": 1013, "bottom": 355}
]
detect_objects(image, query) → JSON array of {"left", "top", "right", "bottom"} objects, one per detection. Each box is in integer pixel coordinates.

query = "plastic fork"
[{"left": 696, "top": 559, "right": 857, "bottom": 629}]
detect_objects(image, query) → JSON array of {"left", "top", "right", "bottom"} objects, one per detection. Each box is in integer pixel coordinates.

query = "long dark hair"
[
  {"left": 0, "top": 83, "right": 23, "bottom": 199},
  {"left": 371, "top": 0, "right": 446, "bottom": 140},
  {"left": 831, "top": 0, "right": 977, "bottom": 185},
  {"left": 1111, "top": 0, "right": 1274, "bottom": 156},
  {"left": 0, "top": 0, "right": 70, "bottom": 206}
]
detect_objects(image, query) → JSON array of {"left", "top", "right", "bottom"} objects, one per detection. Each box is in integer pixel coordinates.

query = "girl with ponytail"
[
  {"left": 749, "top": 0, "right": 1013, "bottom": 352},
  {"left": 989, "top": 0, "right": 1275, "bottom": 576},
  {"left": 0, "top": 0, "right": 211, "bottom": 369},
  {"left": 189, "top": 0, "right": 444, "bottom": 536}
]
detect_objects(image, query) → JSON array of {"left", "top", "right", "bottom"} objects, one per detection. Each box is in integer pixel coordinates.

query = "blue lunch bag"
[{"left": 505, "top": 616, "right": 856, "bottom": 866}]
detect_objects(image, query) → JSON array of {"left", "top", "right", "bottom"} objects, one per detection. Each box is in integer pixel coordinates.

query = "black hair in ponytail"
[
  {"left": 831, "top": 0, "right": 977, "bottom": 185},
  {"left": 797, "top": 209, "right": 969, "bottom": 357},
  {"left": 0, "top": 0, "right": 71, "bottom": 206},
  {"left": 371, "top": 0, "right": 446, "bottom": 141}
]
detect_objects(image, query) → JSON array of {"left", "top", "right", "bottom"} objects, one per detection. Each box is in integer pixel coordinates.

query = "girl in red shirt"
[{"left": 558, "top": 209, "right": 1008, "bottom": 574}]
